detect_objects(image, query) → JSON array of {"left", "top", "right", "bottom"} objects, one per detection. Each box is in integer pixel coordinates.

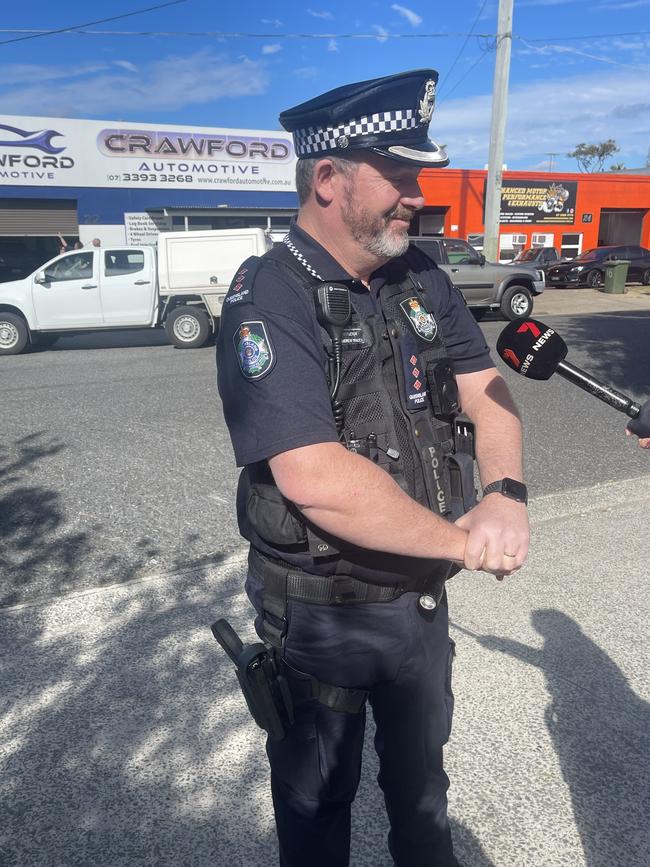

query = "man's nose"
[{"left": 401, "top": 182, "right": 425, "bottom": 210}]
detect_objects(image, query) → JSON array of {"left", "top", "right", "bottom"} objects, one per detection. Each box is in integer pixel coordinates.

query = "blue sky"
[{"left": 1, "top": 0, "right": 649, "bottom": 172}]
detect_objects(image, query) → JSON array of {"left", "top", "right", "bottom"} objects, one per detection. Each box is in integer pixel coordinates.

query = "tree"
[
  {"left": 567, "top": 139, "right": 619, "bottom": 173},
  {"left": 609, "top": 162, "right": 626, "bottom": 172}
]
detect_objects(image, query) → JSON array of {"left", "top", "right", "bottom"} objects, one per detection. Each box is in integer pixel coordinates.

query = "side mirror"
[
  {"left": 34, "top": 270, "right": 46, "bottom": 284},
  {"left": 478, "top": 253, "right": 486, "bottom": 265}
]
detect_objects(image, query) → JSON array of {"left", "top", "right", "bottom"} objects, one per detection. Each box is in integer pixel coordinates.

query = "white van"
[{"left": 0, "top": 228, "right": 271, "bottom": 355}]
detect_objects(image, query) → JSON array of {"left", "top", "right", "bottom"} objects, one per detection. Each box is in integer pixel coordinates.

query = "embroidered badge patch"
[
  {"left": 233, "top": 320, "right": 274, "bottom": 380},
  {"left": 400, "top": 297, "right": 438, "bottom": 342}
]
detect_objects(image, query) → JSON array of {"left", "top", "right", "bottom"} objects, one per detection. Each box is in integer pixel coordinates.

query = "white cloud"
[
  {"left": 307, "top": 8, "right": 334, "bottom": 19},
  {"left": 434, "top": 65, "right": 650, "bottom": 170},
  {"left": 519, "top": 0, "right": 580, "bottom": 6},
  {"left": 0, "top": 50, "right": 269, "bottom": 117},
  {"left": 372, "top": 25, "right": 389, "bottom": 43},
  {"left": 294, "top": 66, "right": 318, "bottom": 78},
  {"left": 262, "top": 44, "right": 282, "bottom": 55},
  {"left": 328, "top": 39, "right": 339, "bottom": 52},
  {"left": 113, "top": 60, "right": 138, "bottom": 73},
  {"left": 391, "top": 4, "right": 423, "bottom": 26},
  {"left": 261, "top": 18, "right": 283, "bottom": 27},
  {"left": 597, "top": 0, "right": 650, "bottom": 7},
  {"left": 1, "top": 62, "right": 109, "bottom": 85}
]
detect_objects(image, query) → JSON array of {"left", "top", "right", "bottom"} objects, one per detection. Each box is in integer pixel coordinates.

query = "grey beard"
[{"left": 364, "top": 227, "right": 410, "bottom": 258}]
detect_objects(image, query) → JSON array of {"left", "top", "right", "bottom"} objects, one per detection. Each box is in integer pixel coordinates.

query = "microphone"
[{"left": 496, "top": 318, "right": 650, "bottom": 433}]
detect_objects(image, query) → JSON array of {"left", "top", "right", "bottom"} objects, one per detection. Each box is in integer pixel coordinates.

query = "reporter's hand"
[
  {"left": 626, "top": 399, "right": 650, "bottom": 448},
  {"left": 455, "top": 494, "right": 529, "bottom": 578}
]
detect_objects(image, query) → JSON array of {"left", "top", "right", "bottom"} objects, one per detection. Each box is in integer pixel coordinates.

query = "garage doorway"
[
  {"left": 597, "top": 209, "right": 646, "bottom": 246},
  {"left": 410, "top": 207, "right": 447, "bottom": 236}
]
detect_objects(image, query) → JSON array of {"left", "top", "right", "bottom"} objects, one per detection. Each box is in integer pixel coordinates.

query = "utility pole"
[
  {"left": 483, "top": 0, "right": 514, "bottom": 263},
  {"left": 546, "top": 152, "right": 558, "bottom": 172}
]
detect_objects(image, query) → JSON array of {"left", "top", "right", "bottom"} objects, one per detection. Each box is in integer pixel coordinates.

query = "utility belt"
[
  {"left": 248, "top": 548, "right": 448, "bottom": 646},
  {"left": 210, "top": 550, "right": 449, "bottom": 740}
]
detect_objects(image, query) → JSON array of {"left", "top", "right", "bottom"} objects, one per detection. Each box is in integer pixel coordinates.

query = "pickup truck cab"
[
  {"left": 0, "top": 228, "right": 271, "bottom": 355},
  {"left": 510, "top": 246, "right": 561, "bottom": 270},
  {"left": 410, "top": 236, "right": 545, "bottom": 319}
]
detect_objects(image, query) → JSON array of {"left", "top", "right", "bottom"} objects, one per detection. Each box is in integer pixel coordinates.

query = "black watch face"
[{"left": 503, "top": 478, "right": 527, "bottom": 503}]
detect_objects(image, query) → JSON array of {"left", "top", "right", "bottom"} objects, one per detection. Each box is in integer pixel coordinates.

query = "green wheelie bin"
[{"left": 601, "top": 259, "right": 629, "bottom": 294}]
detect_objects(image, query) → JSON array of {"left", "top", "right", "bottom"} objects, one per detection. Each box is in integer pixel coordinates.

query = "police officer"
[{"left": 216, "top": 69, "right": 530, "bottom": 867}]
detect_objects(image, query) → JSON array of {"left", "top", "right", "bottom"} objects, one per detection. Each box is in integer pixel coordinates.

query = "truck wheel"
[
  {"left": 500, "top": 285, "right": 533, "bottom": 320},
  {"left": 642, "top": 268, "right": 650, "bottom": 286},
  {"left": 165, "top": 306, "right": 211, "bottom": 349},
  {"left": 0, "top": 312, "right": 29, "bottom": 355},
  {"left": 586, "top": 269, "right": 603, "bottom": 288}
]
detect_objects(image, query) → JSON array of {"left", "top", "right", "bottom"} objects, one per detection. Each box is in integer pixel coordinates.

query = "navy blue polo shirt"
[{"left": 216, "top": 222, "right": 492, "bottom": 467}]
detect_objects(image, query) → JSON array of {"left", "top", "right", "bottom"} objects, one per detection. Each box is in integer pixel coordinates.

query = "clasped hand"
[{"left": 454, "top": 495, "right": 530, "bottom": 578}]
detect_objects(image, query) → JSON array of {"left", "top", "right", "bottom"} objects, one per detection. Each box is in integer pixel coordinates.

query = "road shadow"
[
  {"left": 553, "top": 310, "right": 650, "bottom": 399},
  {"left": 468, "top": 609, "right": 649, "bottom": 867},
  {"left": 0, "top": 432, "right": 231, "bottom": 608},
  {"left": 0, "top": 568, "right": 278, "bottom": 867},
  {"left": 29, "top": 329, "right": 218, "bottom": 353}
]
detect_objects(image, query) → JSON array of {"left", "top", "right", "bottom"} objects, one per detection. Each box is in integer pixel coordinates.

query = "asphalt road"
[{"left": 1, "top": 311, "right": 649, "bottom": 609}]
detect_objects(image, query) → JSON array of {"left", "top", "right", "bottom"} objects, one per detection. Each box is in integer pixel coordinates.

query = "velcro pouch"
[{"left": 246, "top": 483, "right": 307, "bottom": 547}]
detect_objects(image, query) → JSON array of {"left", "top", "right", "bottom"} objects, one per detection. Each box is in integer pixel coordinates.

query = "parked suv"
[
  {"left": 546, "top": 244, "right": 650, "bottom": 288},
  {"left": 410, "top": 236, "right": 545, "bottom": 320}
]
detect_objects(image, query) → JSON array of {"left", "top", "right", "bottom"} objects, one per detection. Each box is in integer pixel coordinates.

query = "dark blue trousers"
[{"left": 247, "top": 575, "right": 458, "bottom": 867}]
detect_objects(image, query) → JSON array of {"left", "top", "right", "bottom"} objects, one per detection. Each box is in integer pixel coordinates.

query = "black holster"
[
  {"left": 211, "top": 618, "right": 294, "bottom": 741},
  {"left": 211, "top": 618, "right": 368, "bottom": 740}
]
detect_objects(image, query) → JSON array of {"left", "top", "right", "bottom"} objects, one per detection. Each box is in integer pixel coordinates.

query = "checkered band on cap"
[{"left": 293, "top": 109, "right": 418, "bottom": 157}]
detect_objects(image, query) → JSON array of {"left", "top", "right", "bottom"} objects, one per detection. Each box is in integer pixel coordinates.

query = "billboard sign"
[
  {"left": 497, "top": 180, "right": 578, "bottom": 225},
  {"left": 0, "top": 116, "right": 296, "bottom": 192}
]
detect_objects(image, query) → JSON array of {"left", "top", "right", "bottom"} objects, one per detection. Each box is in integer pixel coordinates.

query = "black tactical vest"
[{"left": 237, "top": 244, "right": 477, "bottom": 588}]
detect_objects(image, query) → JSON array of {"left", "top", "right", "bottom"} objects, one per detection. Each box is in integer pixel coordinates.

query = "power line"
[
  {"left": 0, "top": 28, "right": 496, "bottom": 41},
  {"left": 1, "top": 27, "right": 649, "bottom": 42},
  {"left": 438, "top": 47, "right": 494, "bottom": 104},
  {"left": 439, "top": 0, "right": 490, "bottom": 97},
  {"left": 0, "top": 1, "right": 187, "bottom": 47}
]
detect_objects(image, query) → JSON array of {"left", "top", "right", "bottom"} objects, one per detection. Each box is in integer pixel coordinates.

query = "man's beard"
[{"left": 341, "top": 190, "right": 414, "bottom": 258}]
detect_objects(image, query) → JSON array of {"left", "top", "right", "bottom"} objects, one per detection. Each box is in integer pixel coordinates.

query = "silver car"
[{"left": 410, "top": 236, "right": 545, "bottom": 320}]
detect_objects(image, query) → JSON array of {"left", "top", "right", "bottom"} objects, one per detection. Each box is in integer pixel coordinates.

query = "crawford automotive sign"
[
  {"left": 497, "top": 180, "right": 578, "bottom": 225},
  {"left": 0, "top": 116, "right": 296, "bottom": 191}
]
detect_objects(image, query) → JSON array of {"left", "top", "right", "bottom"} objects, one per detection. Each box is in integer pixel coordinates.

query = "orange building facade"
[{"left": 416, "top": 169, "right": 650, "bottom": 262}]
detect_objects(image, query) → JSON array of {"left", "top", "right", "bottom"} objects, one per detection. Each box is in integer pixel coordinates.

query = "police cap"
[{"left": 279, "top": 69, "right": 449, "bottom": 167}]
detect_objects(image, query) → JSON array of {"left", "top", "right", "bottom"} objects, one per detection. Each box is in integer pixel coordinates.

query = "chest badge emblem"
[
  {"left": 234, "top": 320, "right": 274, "bottom": 379},
  {"left": 400, "top": 297, "right": 438, "bottom": 342}
]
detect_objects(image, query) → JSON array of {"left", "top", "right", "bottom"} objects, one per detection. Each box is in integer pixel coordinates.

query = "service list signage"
[
  {"left": 0, "top": 115, "right": 296, "bottom": 192},
  {"left": 497, "top": 180, "right": 578, "bottom": 225}
]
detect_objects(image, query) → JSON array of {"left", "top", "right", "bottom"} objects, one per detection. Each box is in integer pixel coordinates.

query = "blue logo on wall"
[{"left": 0, "top": 123, "right": 65, "bottom": 154}]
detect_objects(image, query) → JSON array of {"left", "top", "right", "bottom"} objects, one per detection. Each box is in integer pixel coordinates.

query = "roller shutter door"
[{"left": 0, "top": 198, "right": 78, "bottom": 236}]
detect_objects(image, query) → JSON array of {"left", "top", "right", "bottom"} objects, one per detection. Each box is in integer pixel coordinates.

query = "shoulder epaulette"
[{"left": 222, "top": 256, "right": 262, "bottom": 308}]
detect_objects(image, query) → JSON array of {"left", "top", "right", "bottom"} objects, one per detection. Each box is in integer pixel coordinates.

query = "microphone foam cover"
[{"left": 496, "top": 318, "right": 568, "bottom": 380}]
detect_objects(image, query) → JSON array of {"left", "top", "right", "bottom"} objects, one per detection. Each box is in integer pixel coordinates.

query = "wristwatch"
[{"left": 482, "top": 478, "right": 528, "bottom": 506}]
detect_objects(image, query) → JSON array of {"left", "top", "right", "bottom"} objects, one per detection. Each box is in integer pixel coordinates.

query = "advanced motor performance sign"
[
  {"left": 497, "top": 180, "right": 578, "bottom": 225},
  {"left": 0, "top": 116, "right": 296, "bottom": 191}
]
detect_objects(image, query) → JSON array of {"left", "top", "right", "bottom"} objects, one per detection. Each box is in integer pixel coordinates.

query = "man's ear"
[{"left": 312, "top": 159, "right": 338, "bottom": 204}]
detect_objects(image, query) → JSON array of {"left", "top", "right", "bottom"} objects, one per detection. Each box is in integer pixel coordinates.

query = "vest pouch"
[
  {"left": 246, "top": 483, "right": 307, "bottom": 547},
  {"left": 425, "top": 359, "right": 459, "bottom": 416},
  {"left": 446, "top": 452, "right": 478, "bottom": 519}
]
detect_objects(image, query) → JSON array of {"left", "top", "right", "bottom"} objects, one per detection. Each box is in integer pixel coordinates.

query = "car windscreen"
[
  {"left": 572, "top": 249, "right": 601, "bottom": 262},
  {"left": 513, "top": 249, "right": 538, "bottom": 262}
]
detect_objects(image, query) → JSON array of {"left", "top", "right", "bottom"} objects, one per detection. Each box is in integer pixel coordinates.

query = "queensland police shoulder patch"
[
  {"left": 233, "top": 320, "right": 275, "bottom": 380},
  {"left": 400, "top": 297, "right": 438, "bottom": 342}
]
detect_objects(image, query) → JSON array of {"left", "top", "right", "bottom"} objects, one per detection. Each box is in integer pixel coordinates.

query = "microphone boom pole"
[{"left": 555, "top": 360, "right": 641, "bottom": 418}]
